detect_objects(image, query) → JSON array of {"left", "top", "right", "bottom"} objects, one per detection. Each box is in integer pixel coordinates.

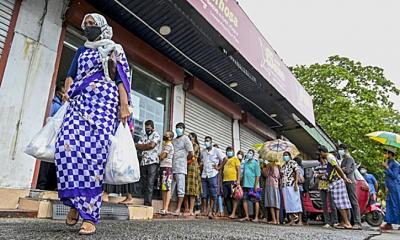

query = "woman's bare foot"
[
  {"left": 252, "top": 218, "right": 259, "bottom": 223},
  {"left": 120, "top": 198, "right": 134, "bottom": 205},
  {"left": 79, "top": 221, "right": 96, "bottom": 235},
  {"left": 228, "top": 214, "right": 236, "bottom": 219},
  {"left": 240, "top": 217, "right": 250, "bottom": 222},
  {"left": 294, "top": 221, "right": 303, "bottom": 226},
  {"left": 102, "top": 193, "right": 109, "bottom": 203},
  {"left": 66, "top": 208, "right": 79, "bottom": 226}
]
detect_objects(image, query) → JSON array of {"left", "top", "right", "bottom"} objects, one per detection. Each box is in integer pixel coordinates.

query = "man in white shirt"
[{"left": 200, "top": 136, "right": 227, "bottom": 218}]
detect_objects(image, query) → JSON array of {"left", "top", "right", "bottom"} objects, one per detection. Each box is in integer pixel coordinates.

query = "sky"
[{"left": 237, "top": 0, "right": 400, "bottom": 111}]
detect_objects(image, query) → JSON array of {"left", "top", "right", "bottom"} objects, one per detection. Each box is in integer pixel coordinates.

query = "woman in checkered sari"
[{"left": 55, "top": 14, "right": 131, "bottom": 235}]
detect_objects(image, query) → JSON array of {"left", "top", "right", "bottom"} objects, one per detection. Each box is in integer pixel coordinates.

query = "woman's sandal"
[
  {"left": 79, "top": 220, "right": 96, "bottom": 235},
  {"left": 65, "top": 208, "right": 79, "bottom": 226}
]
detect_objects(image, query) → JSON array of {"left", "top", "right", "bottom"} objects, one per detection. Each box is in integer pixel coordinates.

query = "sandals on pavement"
[
  {"left": 380, "top": 224, "right": 393, "bottom": 231},
  {"left": 79, "top": 220, "right": 96, "bottom": 235},
  {"left": 65, "top": 208, "right": 79, "bottom": 227}
]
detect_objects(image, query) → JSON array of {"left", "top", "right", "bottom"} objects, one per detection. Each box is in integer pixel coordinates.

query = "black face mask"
[
  {"left": 145, "top": 130, "right": 153, "bottom": 136},
  {"left": 84, "top": 26, "right": 102, "bottom": 42}
]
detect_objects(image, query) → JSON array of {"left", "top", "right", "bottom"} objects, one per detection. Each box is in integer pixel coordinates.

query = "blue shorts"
[{"left": 201, "top": 176, "right": 218, "bottom": 200}]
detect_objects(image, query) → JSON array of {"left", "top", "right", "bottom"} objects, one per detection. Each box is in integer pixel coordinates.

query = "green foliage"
[{"left": 291, "top": 56, "right": 400, "bottom": 181}]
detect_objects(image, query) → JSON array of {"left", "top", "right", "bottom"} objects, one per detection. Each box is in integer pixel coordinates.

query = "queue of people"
[{"left": 103, "top": 118, "right": 398, "bottom": 232}]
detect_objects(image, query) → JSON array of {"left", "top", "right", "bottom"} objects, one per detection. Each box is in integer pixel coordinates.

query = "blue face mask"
[
  {"left": 338, "top": 149, "right": 345, "bottom": 156},
  {"left": 283, "top": 156, "right": 290, "bottom": 162},
  {"left": 246, "top": 153, "right": 253, "bottom": 159},
  {"left": 205, "top": 141, "right": 211, "bottom": 148},
  {"left": 227, "top": 151, "right": 234, "bottom": 158},
  {"left": 176, "top": 128, "right": 184, "bottom": 137}
]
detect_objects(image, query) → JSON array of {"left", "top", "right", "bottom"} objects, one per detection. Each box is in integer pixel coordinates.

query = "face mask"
[
  {"left": 246, "top": 153, "right": 253, "bottom": 159},
  {"left": 227, "top": 151, "right": 234, "bottom": 158},
  {"left": 84, "top": 26, "right": 102, "bottom": 41},
  {"left": 145, "top": 130, "right": 153, "bottom": 136},
  {"left": 360, "top": 169, "right": 367, "bottom": 175},
  {"left": 283, "top": 156, "right": 290, "bottom": 162},
  {"left": 205, "top": 141, "right": 211, "bottom": 148},
  {"left": 176, "top": 128, "right": 183, "bottom": 137},
  {"left": 338, "top": 149, "right": 345, "bottom": 156},
  {"left": 237, "top": 154, "right": 243, "bottom": 160}
]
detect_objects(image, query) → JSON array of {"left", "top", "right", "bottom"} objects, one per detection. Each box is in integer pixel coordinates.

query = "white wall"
[{"left": 0, "top": 0, "right": 66, "bottom": 188}]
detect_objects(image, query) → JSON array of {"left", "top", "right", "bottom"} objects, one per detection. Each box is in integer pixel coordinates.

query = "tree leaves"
[{"left": 291, "top": 56, "right": 400, "bottom": 182}]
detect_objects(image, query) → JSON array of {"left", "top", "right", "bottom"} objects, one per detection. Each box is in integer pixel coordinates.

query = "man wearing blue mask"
[
  {"left": 240, "top": 149, "right": 261, "bottom": 222},
  {"left": 339, "top": 143, "right": 362, "bottom": 230},
  {"left": 171, "top": 122, "right": 194, "bottom": 215},
  {"left": 200, "top": 136, "right": 227, "bottom": 218}
]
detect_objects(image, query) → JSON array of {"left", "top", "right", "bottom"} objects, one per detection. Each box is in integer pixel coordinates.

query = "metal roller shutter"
[
  {"left": 0, "top": 0, "right": 15, "bottom": 58},
  {"left": 240, "top": 125, "right": 266, "bottom": 159},
  {"left": 184, "top": 94, "right": 233, "bottom": 152}
]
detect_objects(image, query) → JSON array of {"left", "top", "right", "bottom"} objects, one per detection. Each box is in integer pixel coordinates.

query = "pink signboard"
[{"left": 186, "top": 0, "right": 315, "bottom": 125}]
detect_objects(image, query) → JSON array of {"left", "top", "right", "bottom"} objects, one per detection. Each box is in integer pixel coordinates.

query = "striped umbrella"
[
  {"left": 366, "top": 131, "right": 400, "bottom": 149},
  {"left": 255, "top": 139, "right": 300, "bottom": 166}
]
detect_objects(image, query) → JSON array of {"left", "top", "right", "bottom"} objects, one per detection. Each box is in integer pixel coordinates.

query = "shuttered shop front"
[
  {"left": 0, "top": 0, "right": 15, "bottom": 58},
  {"left": 184, "top": 94, "right": 233, "bottom": 151},
  {"left": 240, "top": 125, "right": 266, "bottom": 158}
]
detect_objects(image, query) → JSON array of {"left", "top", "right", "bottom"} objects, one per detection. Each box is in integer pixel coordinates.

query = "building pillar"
[
  {"left": 233, "top": 119, "right": 241, "bottom": 152},
  {"left": 0, "top": 0, "right": 66, "bottom": 188},
  {"left": 172, "top": 84, "right": 185, "bottom": 132}
]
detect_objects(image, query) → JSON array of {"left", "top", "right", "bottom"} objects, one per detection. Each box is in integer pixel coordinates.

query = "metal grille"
[
  {"left": 240, "top": 125, "right": 266, "bottom": 159},
  {"left": 184, "top": 94, "right": 233, "bottom": 152},
  {"left": 52, "top": 201, "right": 129, "bottom": 220},
  {"left": 0, "top": 0, "right": 15, "bottom": 58}
]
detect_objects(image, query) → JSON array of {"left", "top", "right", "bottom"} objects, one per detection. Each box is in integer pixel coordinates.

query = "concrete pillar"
[
  {"left": 232, "top": 119, "right": 241, "bottom": 152},
  {"left": 0, "top": 0, "right": 66, "bottom": 188},
  {"left": 172, "top": 84, "right": 185, "bottom": 132}
]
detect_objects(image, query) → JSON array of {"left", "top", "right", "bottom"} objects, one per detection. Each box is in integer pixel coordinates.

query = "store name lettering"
[{"left": 207, "top": 0, "right": 239, "bottom": 28}]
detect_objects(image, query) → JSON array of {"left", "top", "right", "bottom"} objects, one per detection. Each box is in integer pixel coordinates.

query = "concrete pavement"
[{"left": 0, "top": 218, "right": 378, "bottom": 240}]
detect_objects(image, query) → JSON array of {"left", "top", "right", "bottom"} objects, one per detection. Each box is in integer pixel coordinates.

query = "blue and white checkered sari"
[{"left": 55, "top": 47, "right": 130, "bottom": 224}]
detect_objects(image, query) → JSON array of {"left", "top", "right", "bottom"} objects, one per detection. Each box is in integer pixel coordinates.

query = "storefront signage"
[{"left": 187, "top": 0, "right": 315, "bottom": 125}]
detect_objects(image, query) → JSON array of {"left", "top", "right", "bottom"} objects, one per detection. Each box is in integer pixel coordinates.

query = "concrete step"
[
  {"left": 0, "top": 188, "right": 30, "bottom": 209},
  {"left": 0, "top": 209, "right": 37, "bottom": 218},
  {"left": 18, "top": 197, "right": 53, "bottom": 218}
]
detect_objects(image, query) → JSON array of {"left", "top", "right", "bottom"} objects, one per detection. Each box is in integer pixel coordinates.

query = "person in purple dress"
[{"left": 55, "top": 13, "right": 131, "bottom": 235}]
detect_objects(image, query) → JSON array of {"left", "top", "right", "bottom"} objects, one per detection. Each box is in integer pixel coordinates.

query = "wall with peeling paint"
[{"left": 0, "top": 0, "right": 66, "bottom": 188}]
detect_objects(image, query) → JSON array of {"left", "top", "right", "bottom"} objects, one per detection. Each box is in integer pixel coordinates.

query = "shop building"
[{"left": 0, "top": 0, "right": 335, "bottom": 194}]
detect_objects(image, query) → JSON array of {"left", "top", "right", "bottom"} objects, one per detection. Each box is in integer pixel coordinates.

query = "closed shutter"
[
  {"left": 184, "top": 94, "right": 233, "bottom": 152},
  {"left": 0, "top": 0, "right": 15, "bottom": 58},
  {"left": 240, "top": 125, "right": 266, "bottom": 159}
]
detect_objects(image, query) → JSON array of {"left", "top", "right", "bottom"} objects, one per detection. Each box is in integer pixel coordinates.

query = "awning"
[{"left": 84, "top": 0, "right": 328, "bottom": 155}]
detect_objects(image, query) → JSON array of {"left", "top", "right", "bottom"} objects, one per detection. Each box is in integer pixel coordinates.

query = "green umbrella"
[{"left": 366, "top": 131, "right": 400, "bottom": 149}]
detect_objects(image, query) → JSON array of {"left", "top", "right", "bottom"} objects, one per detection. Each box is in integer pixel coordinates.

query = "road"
[{"left": 0, "top": 218, "right": 379, "bottom": 240}]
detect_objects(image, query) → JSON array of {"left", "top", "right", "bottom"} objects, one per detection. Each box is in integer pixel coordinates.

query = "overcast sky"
[{"left": 237, "top": 0, "right": 400, "bottom": 111}]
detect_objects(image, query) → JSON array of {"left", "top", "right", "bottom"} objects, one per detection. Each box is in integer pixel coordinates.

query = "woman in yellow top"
[
  {"left": 184, "top": 132, "right": 202, "bottom": 216},
  {"left": 222, "top": 146, "right": 241, "bottom": 219}
]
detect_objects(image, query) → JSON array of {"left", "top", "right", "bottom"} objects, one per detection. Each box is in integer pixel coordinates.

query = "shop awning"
[{"left": 85, "top": 0, "right": 329, "bottom": 155}]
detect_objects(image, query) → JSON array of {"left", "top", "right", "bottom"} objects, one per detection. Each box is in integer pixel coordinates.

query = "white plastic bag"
[
  {"left": 104, "top": 123, "right": 140, "bottom": 185},
  {"left": 24, "top": 103, "right": 69, "bottom": 163}
]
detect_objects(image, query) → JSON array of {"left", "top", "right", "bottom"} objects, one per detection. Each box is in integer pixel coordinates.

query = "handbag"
[
  {"left": 104, "top": 123, "right": 140, "bottom": 185},
  {"left": 24, "top": 102, "right": 69, "bottom": 162},
  {"left": 232, "top": 184, "right": 244, "bottom": 201}
]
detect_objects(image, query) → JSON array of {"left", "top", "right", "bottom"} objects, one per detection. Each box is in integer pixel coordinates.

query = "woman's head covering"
[{"left": 81, "top": 13, "right": 113, "bottom": 40}]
